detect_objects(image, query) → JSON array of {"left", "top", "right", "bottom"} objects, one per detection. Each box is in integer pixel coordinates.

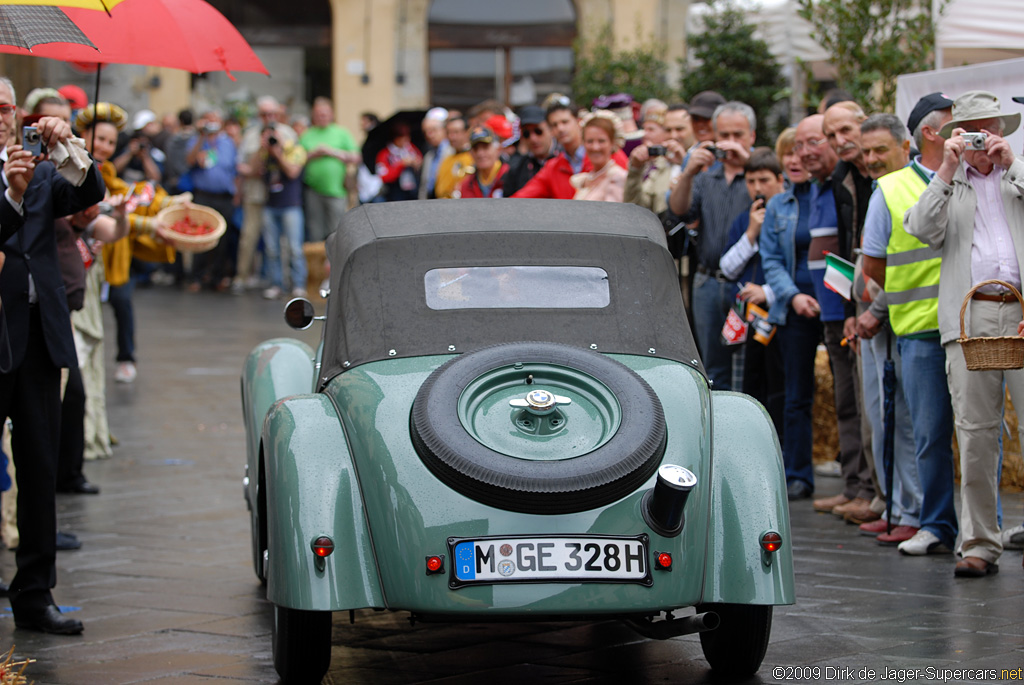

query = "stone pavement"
[{"left": 0, "top": 286, "right": 1021, "bottom": 684}]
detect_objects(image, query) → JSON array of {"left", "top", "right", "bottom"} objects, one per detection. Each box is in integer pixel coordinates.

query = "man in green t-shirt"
[{"left": 299, "top": 97, "right": 360, "bottom": 242}]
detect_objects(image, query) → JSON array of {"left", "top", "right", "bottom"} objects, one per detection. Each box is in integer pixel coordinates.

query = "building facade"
[{"left": 2, "top": 0, "right": 691, "bottom": 132}]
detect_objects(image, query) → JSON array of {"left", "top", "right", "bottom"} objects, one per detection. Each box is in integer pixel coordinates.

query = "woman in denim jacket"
[{"left": 760, "top": 120, "right": 826, "bottom": 499}]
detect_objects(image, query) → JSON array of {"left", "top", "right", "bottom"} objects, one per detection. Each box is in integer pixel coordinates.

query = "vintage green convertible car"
[{"left": 241, "top": 199, "right": 794, "bottom": 683}]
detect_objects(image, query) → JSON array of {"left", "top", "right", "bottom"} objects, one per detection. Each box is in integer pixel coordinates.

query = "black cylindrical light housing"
[{"left": 644, "top": 464, "right": 697, "bottom": 537}]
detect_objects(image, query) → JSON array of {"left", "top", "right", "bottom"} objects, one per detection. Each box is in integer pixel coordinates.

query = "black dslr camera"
[
  {"left": 264, "top": 125, "right": 279, "bottom": 147},
  {"left": 706, "top": 145, "right": 728, "bottom": 160}
]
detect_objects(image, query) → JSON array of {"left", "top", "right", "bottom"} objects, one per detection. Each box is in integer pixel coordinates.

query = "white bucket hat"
[{"left": 939, "top": 90, "right": 1021, "bottom": 138}]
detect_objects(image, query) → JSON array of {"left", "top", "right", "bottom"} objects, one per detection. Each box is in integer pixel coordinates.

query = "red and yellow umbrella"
[{"left": 0, "top": 0, "right": 268, "bottom": 79}]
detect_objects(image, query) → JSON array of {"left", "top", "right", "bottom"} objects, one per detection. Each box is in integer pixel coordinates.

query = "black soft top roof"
[{"left": 320, "top": 199, "right": 700, "bottom": 386}]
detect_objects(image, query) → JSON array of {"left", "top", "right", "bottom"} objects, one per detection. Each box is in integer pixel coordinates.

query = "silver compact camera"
[
  {"left": 961, "top": 132, "right": 988, "bottom": 150},
  {"left": 22, "top": 126, "right": 45, "bottom": 156}
]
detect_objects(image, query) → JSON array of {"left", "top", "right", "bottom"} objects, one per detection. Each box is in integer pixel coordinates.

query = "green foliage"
[
  {"left": 796, "top": 0, "right": 943, "bottom": 112},
  {"left": 679, "top": 2, "right": 787, "bottom": 142},
  {"left": 572, "top": 25, "right": 674, "bottom": 108}
]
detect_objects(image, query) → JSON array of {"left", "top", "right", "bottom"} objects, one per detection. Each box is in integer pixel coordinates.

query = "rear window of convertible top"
[{"left": 424, "top": 266, "right": 610, "bottom": 310}]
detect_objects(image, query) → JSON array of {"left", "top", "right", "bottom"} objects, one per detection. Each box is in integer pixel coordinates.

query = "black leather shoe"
[
  {"left": 56, "top": 531, "right": 82, "bottom": 551},
  {"left": 786, "top": 480, "right": 813, "bottom": 501},
  {"left": 0, "top": 579, "right": 9, "bottom": 598},
  {"left": 14, "top": 605, "right": 84, "bottom": 635},
  {"left": 57, "top": 480, "right": 100, "bottom": 495}
]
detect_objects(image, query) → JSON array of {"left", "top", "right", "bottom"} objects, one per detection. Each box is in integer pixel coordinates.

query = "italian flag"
[{"left": 823, "top": 252, "right": 854, "bottom": 301}]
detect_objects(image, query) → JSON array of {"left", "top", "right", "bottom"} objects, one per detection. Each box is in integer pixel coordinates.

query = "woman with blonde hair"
[
  {"left": 775, "top": 126, "right": 810, "bottom": 185},
  {"left": 75, "top": 103, "right": 186, "bottom": 384},
  {"left": 571, "top": 110, "right": 627, "bottom": 202}
]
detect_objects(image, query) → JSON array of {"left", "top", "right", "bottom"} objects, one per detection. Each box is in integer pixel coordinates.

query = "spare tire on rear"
[{"left": 411, "top": 342, "right": 666, "bottom": 514}]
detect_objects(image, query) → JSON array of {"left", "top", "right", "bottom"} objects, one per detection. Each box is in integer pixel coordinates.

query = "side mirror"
[{"left": 283, "top": 298, "right": 315, "bottom": 330}]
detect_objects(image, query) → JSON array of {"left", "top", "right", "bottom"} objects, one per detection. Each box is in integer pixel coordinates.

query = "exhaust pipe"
[{"left": 625, "top": 610, "right": 720, "bottom": 640}]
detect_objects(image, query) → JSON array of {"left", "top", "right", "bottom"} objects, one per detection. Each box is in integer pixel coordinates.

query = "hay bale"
[
  {"left": 303, "top": 241, "right": 328, "bottom": 297},
  {"left": 812, "top": 346, "right": 839, "bottom": 465},
  {"left": 809, "top": 347, "right": 1024, "bottom": 490}
]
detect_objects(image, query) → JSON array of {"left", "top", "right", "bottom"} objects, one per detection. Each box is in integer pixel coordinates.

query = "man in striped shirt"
[{"left": 668, "top": 101, "right": 756, "bottom": 390}]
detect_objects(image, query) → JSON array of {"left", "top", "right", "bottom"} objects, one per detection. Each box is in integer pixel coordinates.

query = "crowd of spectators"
[
  {"left": 1, "top": 71, "right": 1023, "bottom": 636},
  {"left": 349, "top": 87, "right": 1024, "bottom": 581}
]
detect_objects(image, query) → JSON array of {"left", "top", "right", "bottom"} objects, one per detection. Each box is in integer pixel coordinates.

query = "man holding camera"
[
  {"left": 625, "top": 104, "right": 691, "bottom": 215},
  {"left": 112, "top": 109, "right": 164, "bottom": 185},
  {"left": 235, "top": 97, "right": 296, "bottom": 292},
  {"left": 668, "top": 101, "right": 756, "bottom": 391},
  {"left": 905, "top": 91, "right": 1024, "bottom": 578},
  {"left": 0, "top": 75, "right": 105, "bottom": 634},
  {"left": 186, "top": 109, "right": 237, "bottom": 291}
]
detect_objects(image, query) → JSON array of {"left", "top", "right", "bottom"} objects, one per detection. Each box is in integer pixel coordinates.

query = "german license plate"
[{"left": 447, "top": 534, "right": 652, "bottom": 589}]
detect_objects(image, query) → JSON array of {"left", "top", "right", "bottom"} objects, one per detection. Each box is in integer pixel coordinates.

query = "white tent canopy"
[{"left": 938, "top": 0, "right": 1024, "bottom": 67}]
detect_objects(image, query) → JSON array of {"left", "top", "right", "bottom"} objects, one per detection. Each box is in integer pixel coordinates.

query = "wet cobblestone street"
[{"left": 1, "top": 287, "right": 1021, "bottom": 684}]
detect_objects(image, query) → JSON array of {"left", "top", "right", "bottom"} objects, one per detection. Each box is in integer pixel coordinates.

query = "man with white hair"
[
  {"left": 814, "top": 101, "right": 874, "bottom": 526},
  {"left": 0, "top": 74, "right": 105, "bottom": 634},
  {"left": 668, "top": 101, "right": 756, "bottom": 391},
  {"left": 905, "top": 90, "right": 1024, "bottom": 577},
  {"left": 419, "top": 106, "right": 451, "bottom": 199}
]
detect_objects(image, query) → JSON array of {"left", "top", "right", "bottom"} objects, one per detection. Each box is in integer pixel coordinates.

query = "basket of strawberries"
[{"left": 155, "top": 204, "right": 226, "bottom": 254}]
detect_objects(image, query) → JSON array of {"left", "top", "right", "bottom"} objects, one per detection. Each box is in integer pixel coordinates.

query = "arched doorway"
[{"left": 428, "top": 0, "right": 576, "bottom": 109}]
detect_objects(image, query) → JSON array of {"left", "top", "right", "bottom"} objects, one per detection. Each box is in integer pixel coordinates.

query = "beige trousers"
[
  {"left": 75, "top": 264, "right": 113, "bottom": 461},
  {"left": 945, "top": 299, "right": 1024, "bottom": 563},
  {"left": 236, "top": 200, "right": 265, "bottom": 282}
]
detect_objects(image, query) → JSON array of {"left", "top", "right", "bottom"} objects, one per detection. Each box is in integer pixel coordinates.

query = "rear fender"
[
  {"left": 703, "top": 392, "right": 795, "bottom": 605},
  {"left": 262, "top": 394, "right": 385, "bottom": 611},
  {"left": 241, "top": 338, "right": 315, "bottom": 468}
]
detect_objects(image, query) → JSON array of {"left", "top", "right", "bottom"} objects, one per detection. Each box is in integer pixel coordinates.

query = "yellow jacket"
[
  {"left": 434, "top": 151, "right": 473, "bottom": 199},
  {"left": 99, "top": 161, "right": 177, "bottom": 286}
]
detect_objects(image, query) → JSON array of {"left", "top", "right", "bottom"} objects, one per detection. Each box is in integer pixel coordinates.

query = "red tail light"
[
  {"left": 655, "top": 552, "right": 673, "bottom": 570},
  {"left": 425, "top": 555, "right": 445, "bottom": 575},
  {"left": 311, "top": 536, "right": 334, "bottom": 558},
  {"left": 760, "top": 531, "right": 782, "bottom": 553}
]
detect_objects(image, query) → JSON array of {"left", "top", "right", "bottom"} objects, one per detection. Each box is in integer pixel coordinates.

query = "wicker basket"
[
  {"left": 155, "top": 204, "right": 226, "bottom": 254},
  {"left": 958, "top": 279, "right": 1024, "bottom": 371}
]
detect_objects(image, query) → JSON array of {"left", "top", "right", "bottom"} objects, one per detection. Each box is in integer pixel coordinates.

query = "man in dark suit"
[{"left": 0, "top": 76, "right": 105, "bottom": 634}]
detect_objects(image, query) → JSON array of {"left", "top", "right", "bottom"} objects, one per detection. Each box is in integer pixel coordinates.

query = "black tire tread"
[
  {"left": 698, "top": 603, "right": 773, "bottom": 677},
  {"left": 272, "top": 605, "right": 332, "bottom": 684},
  {"left": 411, "top": 342, "right": 666, "bottom": 514}
]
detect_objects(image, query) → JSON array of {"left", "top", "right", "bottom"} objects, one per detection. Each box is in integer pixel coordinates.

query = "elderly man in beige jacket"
[{"left": 905, "top": 90, "right": 1024, "bottom": 579}]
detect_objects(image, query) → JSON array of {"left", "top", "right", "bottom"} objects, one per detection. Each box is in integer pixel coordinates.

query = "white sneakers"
[
  {"left": 898, "top": 529, "right": 951, "bottom": 556},
  {"left": 813, "top": 460, "right": 842, "bottom": 478},
  {"left": 114, "top": 361, "right": 137, "bottom": 384},
  {"left": 1001, "top": 523, "right": 1024, "bottom": 550},
  {"left": 262, "top": 286, "right": 282, "bottom": 300},
  {"left": 291, "top": 287, "right": 308, "bottom": 298}
]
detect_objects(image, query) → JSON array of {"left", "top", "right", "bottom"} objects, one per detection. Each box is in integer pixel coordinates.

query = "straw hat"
[
  {"left": 74, "top": 102, "right": 128, "bottom": 133},
  {"left": 938, "top": 90, "right": 1021, "bottom": 138}
]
